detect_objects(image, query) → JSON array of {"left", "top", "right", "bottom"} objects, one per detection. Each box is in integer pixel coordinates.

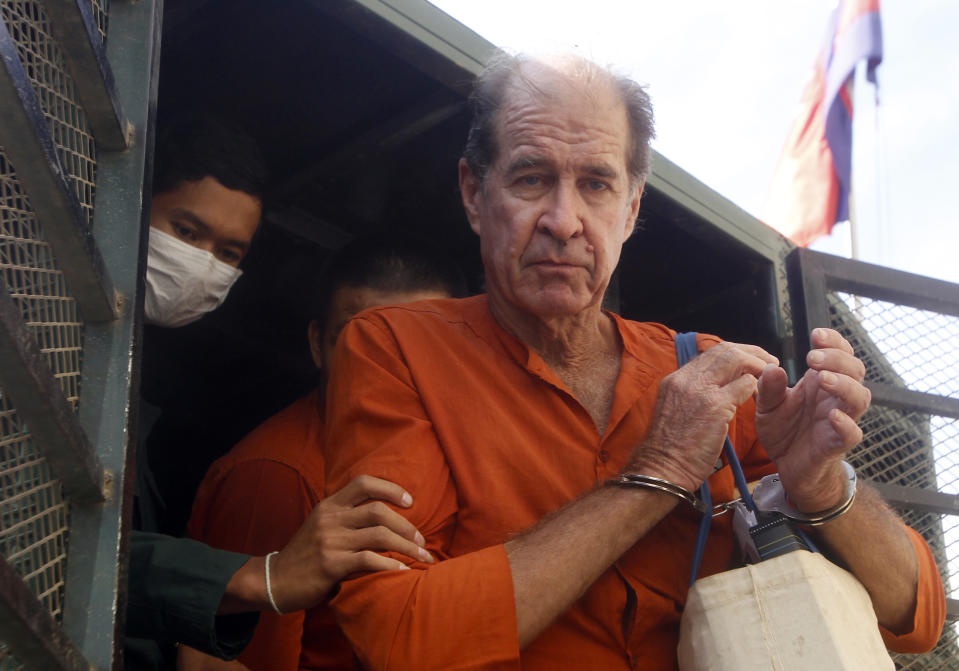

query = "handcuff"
[
  {"left": 612, "top": 461, "right": 857, "bottom": 526},
  {"left": 750, "top": 460, "right": 857, "bottom": 526}
]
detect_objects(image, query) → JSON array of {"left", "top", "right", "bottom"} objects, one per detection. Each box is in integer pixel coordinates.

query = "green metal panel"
[{"left": 60, "top": 0, "right": 162, "bottom": 668}]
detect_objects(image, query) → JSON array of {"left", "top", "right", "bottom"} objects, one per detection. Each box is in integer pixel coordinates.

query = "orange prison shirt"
[
  {"left": 324, "top": 296, "right": 945, "bottom": 671},
  {"left": 188, "top": 390, "right": 353, "bottom": 671}
]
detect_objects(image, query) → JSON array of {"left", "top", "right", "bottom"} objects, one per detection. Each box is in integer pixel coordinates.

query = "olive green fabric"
[{"left": 125, "top": 531, "right": 259, "bottom": 669}]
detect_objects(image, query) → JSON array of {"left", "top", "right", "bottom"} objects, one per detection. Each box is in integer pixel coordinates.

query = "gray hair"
[{"left": 463, "top": 52, "right": 655, "bottom": 185}]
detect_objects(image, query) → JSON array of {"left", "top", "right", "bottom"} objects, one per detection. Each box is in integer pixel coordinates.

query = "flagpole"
[
  {"left": 846, "top": 74, "right": 859, "bottom": 261},
  {"left": 848, "top": 192, "right": 859, "bottom": 260}
]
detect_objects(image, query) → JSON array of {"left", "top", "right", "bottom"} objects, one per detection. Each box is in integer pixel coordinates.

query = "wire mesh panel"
[
  {"left": 88, "top": 0, "right": 109, "bottom": 43},
  {"left": 828, "top": 291, "right": 959, "bottom": 670},
  {"left": 0, "top": 149, "right": 75, "bottom": 656},
  {"left": 0, "top": 1, "right": 88, "bottom": 649},
  {"left": 835, "top": 294, "right": 959, "bottom": 400},
  {"left": 0, "top": 394, "right": 70, "bottom": 615},
  {"left": 0, "top": 153, "right": 84, "bottom": 407},
  {"left": 0, "top": 0, "right": 98, "bottom": 227}
]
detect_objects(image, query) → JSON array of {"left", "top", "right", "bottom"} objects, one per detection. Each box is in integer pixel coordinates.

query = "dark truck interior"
[{"left": 148, "top": 0, "right": 782, "bottom": 533}]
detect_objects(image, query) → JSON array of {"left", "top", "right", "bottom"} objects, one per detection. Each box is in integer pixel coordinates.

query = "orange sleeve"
[
  {"left": 189, "top": 460, "right": 316, "bottom": 671},
  {"left": 325, "top": 315, "right": 521, "bottom": 671},
  {"left": 879, "top": 524, "right": 947, "bottom": 652}
]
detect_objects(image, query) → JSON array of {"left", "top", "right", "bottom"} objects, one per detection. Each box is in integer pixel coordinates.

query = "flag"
[{"left": 764, "top": 0, "right": 883, "bottom": 247}]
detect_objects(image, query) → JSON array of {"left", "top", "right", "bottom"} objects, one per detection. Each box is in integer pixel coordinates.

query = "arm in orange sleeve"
[
  {"left": 189, "top": 460, "right": 317, "bottom": 671},
  {"left": 877, "top": 523, "right": 947, "bottom": 652},
  {"left": 325, "top": 316, "right": 521, "bottom": 671}
]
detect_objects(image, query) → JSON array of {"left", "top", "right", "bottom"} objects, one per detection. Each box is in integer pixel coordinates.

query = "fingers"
[
  {"left": 829, "top": 407, "right": 864, "bottom": 449},
  {"left": 806, "top": 328, "right": 866, "bottom": 381},
  {"left": 726, "top": 372, "right": 759, "bottom": 406},
  {"left": 346, "top": 500, "right": 425, "bottom": 546},
  {"left": 810, "top": 327, "right": 854, "bottom": 354},
  {"left": 755, "top": 364, "right": 789, "bottom": 413},
  {"left": 328, "top": 474, "right": 413, "bottom": 509},
  {"left": 818, "top": 368, "right": 872, "bottom": 421},
  {"left": 348, "top": 526, "right": 434, "bottom": 564},
  {"left": 348, "top": 550, "right": 416, "bottom": 574},
  {"left": 692, "top": 342, "right": 779, "bottom": 383}
]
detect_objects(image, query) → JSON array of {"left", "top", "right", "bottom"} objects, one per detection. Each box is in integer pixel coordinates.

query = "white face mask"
[{"left": 144, "top": 228, "right": 243, "bottom": 328}]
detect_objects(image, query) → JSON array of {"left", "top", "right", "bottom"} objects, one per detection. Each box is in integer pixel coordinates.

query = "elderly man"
[{"left": 323, "top": 54, "right": 945, "bottom": 669}]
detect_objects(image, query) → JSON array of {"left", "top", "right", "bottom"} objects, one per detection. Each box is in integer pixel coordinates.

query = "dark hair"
[
  {"left": 152, "top": 117, "right": 268, "bottom": 200},
  {"left": 463, "top": 52, "right": 655, "bottom": 185},
  {"left": 311, "top": 233, "right": 468, "bottom": 333}
]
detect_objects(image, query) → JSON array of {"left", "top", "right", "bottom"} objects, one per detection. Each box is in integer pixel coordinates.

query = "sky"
[{"left": 428, "top": 0, "right": 959, "bottom": 286}]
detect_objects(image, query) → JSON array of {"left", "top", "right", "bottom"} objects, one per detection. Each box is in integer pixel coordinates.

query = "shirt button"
[{"left": 598, "top": 449, "right": 610, "bottom": 463}]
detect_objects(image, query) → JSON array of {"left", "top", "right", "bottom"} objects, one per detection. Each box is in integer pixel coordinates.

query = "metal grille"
[
  {"left": 0, "top": 148, "right": 74, "bottom": 631},
  {"left": 88, "top": 0, "right": 109, "bottom": 42},
  {"left": 0, "top": 393, "right": 69, "bottom": 619},
  {"left": 829, "top": 291, "right": 959, "bottom": 669},
  {"left": 0, "top": 152, "right": 83, "bottom": 407},
  {"left": 0, "top": 0, "right": 98, "bottom": 226},
  {"left": 834, "top": 293, "right": 959, "bottom": 399}
]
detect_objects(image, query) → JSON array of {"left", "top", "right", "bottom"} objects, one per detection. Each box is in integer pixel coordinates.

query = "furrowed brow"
[
  {"left": 504, "top": 155, "right": 553, "bottom": 176},
  {"left": 583, "top": 163, "right": 619, "bottom": 180}
]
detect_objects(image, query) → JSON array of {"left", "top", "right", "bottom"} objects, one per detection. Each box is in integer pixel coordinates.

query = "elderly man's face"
[{"left": 460, "top": 70, "right": 642, "bottom": 321}]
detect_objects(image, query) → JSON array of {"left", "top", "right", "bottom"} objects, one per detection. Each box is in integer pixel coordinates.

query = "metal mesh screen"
[
  {"left": 834, "top": 293, "right": 959, "bottom": 400},
  {"left": 829, "top": 291, "right": 959, "bottom": 669},
  {"left": 88, "top": 0, "right": 109, "bottom": 43},
  {"left": 0, "top": 153, "right": 84, "bottom": 406},
  {"left": 0, "top": 0, "right": 98, "bottom": 226},
  {"left": 0, "top": 149, "right": 74, "bottom": 631},
  {"left": 0, "top": 394, "right": 70, "bottom": 617}
]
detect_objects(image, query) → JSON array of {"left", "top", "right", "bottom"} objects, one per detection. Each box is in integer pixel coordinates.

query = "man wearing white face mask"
[
  {"left": 144, "top": 121, "right": 264, "bottom": 329},
  {"left": 134, "top": 118, "right": 268, "bottom": 537}
]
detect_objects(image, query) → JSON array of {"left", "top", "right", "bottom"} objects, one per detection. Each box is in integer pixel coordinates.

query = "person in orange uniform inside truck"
[{"left": 181, "top": 235, "right": 467, "bottom": 670}]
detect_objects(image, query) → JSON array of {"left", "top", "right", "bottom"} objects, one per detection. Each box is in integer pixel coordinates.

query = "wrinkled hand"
[
  {"left": 630, "top": 341, "right": 778, "bottom": 491},
  {"left": 269, "top": 475, "right": 432, "bottom": 613},
  {"left": 756, "top": 328, "right": 870, "bottom": 512}
]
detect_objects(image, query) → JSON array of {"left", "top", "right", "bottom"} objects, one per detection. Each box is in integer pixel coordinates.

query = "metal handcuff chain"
[{"left": 612, "top": 473, "right": 742, "bottom": 517}]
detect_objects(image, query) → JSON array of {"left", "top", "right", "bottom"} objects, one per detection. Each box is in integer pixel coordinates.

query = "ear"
[
  {"left": 459, "top": 158, "right": 484, "bottom": 236},
  {"left": 307, "top": 320, "right": 324, "bottom": 370},
  {"left": 623, "top": 178, "right": 645, "bottom": 242}
]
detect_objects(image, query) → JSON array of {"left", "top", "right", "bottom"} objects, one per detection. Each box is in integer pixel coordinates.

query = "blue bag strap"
[
  {"left": 674, "top": 333, "right": 755, "bottom": 508},
  {"left": 675, "top": 332, "right": 756, "bottom": 585},
  {"left": 676, "top": 333, "right": 821, "bottom": 584}
]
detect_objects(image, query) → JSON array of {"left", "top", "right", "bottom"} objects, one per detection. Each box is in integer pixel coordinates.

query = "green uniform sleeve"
[{"left": 126, "top": 531, "right": 259, "bottom": 659}]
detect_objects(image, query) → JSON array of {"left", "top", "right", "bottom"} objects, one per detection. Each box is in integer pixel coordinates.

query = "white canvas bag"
[{"left": 677, "top": 550, "right": 894, "bottom": 670}]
